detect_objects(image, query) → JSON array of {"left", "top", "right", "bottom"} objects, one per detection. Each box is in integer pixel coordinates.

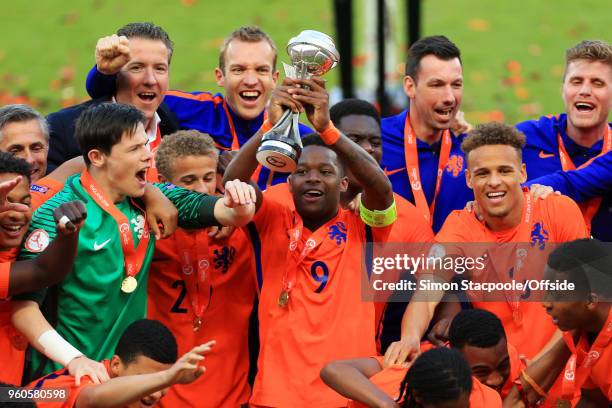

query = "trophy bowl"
[{"left": 256, "top": 30, "right": 340, "bottom": 172}]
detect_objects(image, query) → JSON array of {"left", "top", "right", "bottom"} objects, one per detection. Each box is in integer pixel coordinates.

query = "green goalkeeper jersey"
[{"left": 18, "top": 174, "right": 219, "bottom": 378}]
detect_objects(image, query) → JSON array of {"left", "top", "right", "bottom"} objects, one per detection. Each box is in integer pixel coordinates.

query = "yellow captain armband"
[{"left": 359, "top": 199, "right": 397, "bottom": 227}]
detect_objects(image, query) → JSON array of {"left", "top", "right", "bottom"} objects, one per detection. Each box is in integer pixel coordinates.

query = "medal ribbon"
[
  {"left": 403, "top": 115, "right": 452, "bottom": 225},
  {"left": 561, "top": 307, "right": 612, "bottom": 399},
  {"left": 80, "top": 170, "right": 150, "bottom": 281},
  {"left": 557, "top": 123, "right": 611, "bottom": 225},
  {"left": 483, "top": 191, "right": 533, "bottom": 320},
  {"left": 281, "top": 211, "right": 344, "bottom": 296},
  {"left": 174, "top": 229, "right": 212, "bottom": 325},
  {"left": 222, "top": 100, "right": 275, "bottom": 189}
]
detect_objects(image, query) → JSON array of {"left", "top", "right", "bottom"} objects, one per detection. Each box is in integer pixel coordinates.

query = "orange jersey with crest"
[
  {"left": 435, "top": 193, "right": 589, "bottom": 359},
  {"left": 347, "top": 356, "right": 502, "bottom": 408},
  {"left": 263, "top": 184, "right": 434, "bottom": 345},
  {"left": 28, "top": 360, "right": 112, "bottom": 408},
  {"left": 147, "top": 227, "right": 256, "bottom": 408},
  {"left": 0, "top": 176, "right": 63, "bottom": 385},
  {"left": 0, "top": 249, "right": 26, "bottom": 386},
  {"left": 249, "top": 193, "right": 393, "bottom": 408}
]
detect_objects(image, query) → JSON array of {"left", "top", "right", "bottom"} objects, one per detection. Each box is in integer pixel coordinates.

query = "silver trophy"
[{"left": 256, "top": 30, "right": 340, "bottom": 172}]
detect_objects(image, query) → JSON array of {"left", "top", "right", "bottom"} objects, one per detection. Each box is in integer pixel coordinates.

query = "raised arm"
[
  {"left": 525, "top": 150, "right": 612, "bottom": 202},
  {"left": 85, "top": 34, "right": 131, "bottom": 98},
  {"left": 76, "top": 342, "right": 214, "bottom": 408},
  {"left": 9, "top": 200, "right": 86, "bottom": 295},
  {"left": 287, "top": 77, "right": 393, "bottom": 211}
]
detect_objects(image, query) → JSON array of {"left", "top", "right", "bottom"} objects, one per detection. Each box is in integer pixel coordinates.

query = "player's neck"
[
  {"left": 408, "top": 109, "right": 443, "bottom": 145},
  {"left": 302, "top": 208, "right": 339, "bottom": 232},
  {"left": 88, "top": 167, "right": 126, "bottom": 204},
  {"left": 566, "top": 120, "right": 608, "bottom": 148},
  {"left": 482, "top": 192, "right": 524, "bottom": 232}
]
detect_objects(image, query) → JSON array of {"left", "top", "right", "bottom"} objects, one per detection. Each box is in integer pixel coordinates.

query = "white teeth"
[
  {"left": 3, "top": 225, "right": 21, "bottom": 232},
  {"left": 240, "top": 91, "right": 259, "bottom": 97},
  {"left": 487, "top": 192, "right": 505, "bottom": 198},
  {"left": 575, "top": 102, "right": 594, "bottom": 109}
]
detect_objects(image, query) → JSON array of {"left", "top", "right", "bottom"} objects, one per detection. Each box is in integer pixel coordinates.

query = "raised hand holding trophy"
[{"left": 256, "top": 30, "right": 339, "bottom": 172}]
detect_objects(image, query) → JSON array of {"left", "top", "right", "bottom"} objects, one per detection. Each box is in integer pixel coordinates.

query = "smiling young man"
[
  {"left": 517, "top": 40, "right": 612, "bottom": 241},
  {"left": 320, "top": 309, "right": 521, "bottom": 407},
  {"left": 12, "top": 103, "right": 255, "bottom": 381},
  {"left": 46, "top": 22, "right": 180, "bottom": 173},
  {"left": 86, "top": 26, "right": 312, "bottom": 189},
  {"left": 386, "top": 124, "right": 589, "bottom": 405},
  {"left": 146, "top": 130, "right": 257, "bottom": 407},
  {"left": 224, "top": 77, "right": 395, "bottom": 407},
  {"left": 380, "top": 35, "right": 473, "bottom": 233},
  {"left": 0, "top": 153, "right": 87, "bottom": 387},
  {"left": 30, "top": 319, "right": 215, "bottom": 408}
]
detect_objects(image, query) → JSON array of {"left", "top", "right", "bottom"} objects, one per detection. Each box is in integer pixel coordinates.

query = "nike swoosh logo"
[
  {"left": 384, "top": 167, "right": 406, "bottom": 176},
  {"left": 93, "top": 238, "right": 112, "bottom": 251},
  {"left": 539, "top": 151, "right": 556, "bottom": 159}
]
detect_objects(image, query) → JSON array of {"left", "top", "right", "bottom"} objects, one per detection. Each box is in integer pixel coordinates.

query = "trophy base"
[{"left": 256, "top": 140, "right": 299, "bottom": 172}]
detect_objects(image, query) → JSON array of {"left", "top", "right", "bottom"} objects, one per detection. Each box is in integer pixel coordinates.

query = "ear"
[
  {"left": 339, "top": 176, "right": 349, "bottom": 193},
  {"left": 403, "top": 75, "right": 417, "bottom": 99},
  {"left": 465, "top": 168, "right": 473, "bottom": 190},
  {"left": 586, "top": 292, "right": 600, "bottom": 310},
  {"left": 272, "top": 69, "right": 280, "bottom": 85},
  {"left": 87, "top": 149, "right": 106, "bottom": 168},
  {"left": 287, "top": 174, "right": 294, "bottom": 193},
  {"left": 519, "top": 163, "right": 527, "bottom": 184},
  {"left": 109, "top": 355, "right": 123, "bottom": 377},
  {"left": 215, "top": 67, "right": 225, "bottom": 87}
]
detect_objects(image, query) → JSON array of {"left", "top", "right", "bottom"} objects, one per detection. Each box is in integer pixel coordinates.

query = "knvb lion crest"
[
  {"left": 213, "top": 246, "right": 236, "bottom": 274},
  {"left": 446, "top": 154, "right": 464, "bottom": 177},
  {"left": 530, "top": 222, "right": 549, "bottom": 250},
  {"left": 327, "top": 222, "right": 347, "bottom": 246}
]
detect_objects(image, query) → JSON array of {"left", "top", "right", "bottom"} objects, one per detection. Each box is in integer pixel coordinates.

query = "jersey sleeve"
[
  {"left": 31, "top": 177, "right": 65, "bottom": 211},
  {"left": 546, "top": 195, "right": 590, "bottom": 241},
  {"left": 86, "top": 64, "right": 117, "bottom": 98},
  {"left": 154, "top": 182, "right": 221, "bottom": 229},
  {"left": 0, "top": 261, "right": 9, "bottom": 299},
  {"left": 525, "top": 150, "right": 612, "bottom": 202}
]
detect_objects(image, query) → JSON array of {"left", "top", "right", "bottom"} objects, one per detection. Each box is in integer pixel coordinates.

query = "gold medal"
[
  {"left": 193, "top": 316, "right": 202, "bottom": 332},
  {"left": 121, "top": 276, "right": 138, "bottom": 293},
  {"left": 278, "top": 290, "right": 289, "bottom": 307}
]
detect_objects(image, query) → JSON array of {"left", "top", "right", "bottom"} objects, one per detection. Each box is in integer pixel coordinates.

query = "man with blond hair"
[{"left": 518, "top": 39, "right": 612, "bottom": 241}]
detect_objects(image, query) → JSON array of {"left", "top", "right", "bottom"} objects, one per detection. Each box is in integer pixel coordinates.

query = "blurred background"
[{"left": 1, "top": 0, "right": 610, "bottom": 124}]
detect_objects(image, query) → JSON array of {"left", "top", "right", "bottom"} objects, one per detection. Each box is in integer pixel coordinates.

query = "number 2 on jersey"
[{"left": 170, "top": 279, "right": 188, "bottom": 313}]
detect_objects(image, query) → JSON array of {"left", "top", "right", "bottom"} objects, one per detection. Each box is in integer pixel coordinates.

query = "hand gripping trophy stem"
[{"left": 256, "top": 30, "right": 340, "bottom": 172}]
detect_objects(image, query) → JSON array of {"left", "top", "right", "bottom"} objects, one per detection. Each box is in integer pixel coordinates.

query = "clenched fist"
[{"left": 95, "top": 34, "right": 131, "bottom": 75}]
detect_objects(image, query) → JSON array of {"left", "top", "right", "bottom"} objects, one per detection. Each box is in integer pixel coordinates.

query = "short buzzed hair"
[
  {"left": 117, "top": 22, "right": 174, "bottom": 62},
  {"left": 0, "top": 104, "right": 49, "bottom": 142},
  {"left": 155, "top": 130, "right": 218, "bottom": 179},
  {"left": 218, "top": 26, "right": 277, "bottom": 73},
  {"left": 565, "top": 40, "right": 612, "bottom": 78},
  {"left": 461, "top": 122, "right": 526, "bottom": 163}
]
